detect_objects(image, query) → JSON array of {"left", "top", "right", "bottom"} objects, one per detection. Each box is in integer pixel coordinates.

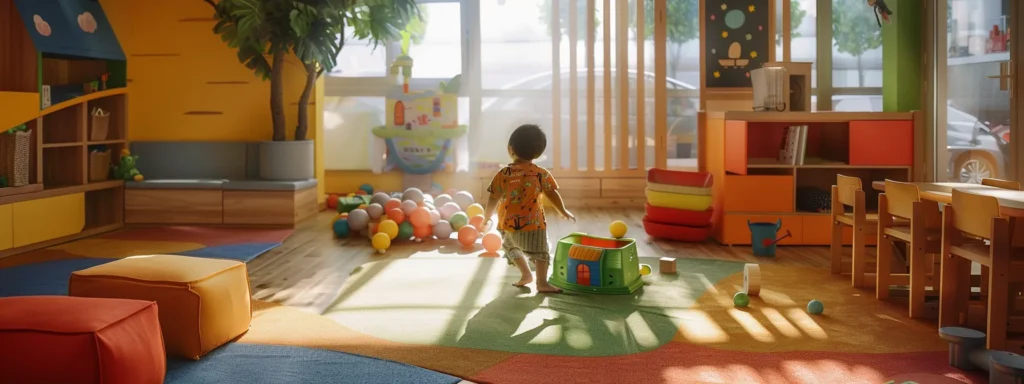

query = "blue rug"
[
  {"left": 167, "top": 343, "right": 460, "bottom": 384},
  {"left": 176, "top": 243, "right": 282, "bottom": 262},
  {"left": 0, "top": 258, "right": 115, "bottom": 296}
]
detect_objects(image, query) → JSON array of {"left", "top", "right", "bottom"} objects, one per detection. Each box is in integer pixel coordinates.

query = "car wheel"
[{"left": 954, "top": 154, "right": 997, "bottom": 184}]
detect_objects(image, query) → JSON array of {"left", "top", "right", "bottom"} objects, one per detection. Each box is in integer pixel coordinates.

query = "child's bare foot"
[
  {"left": 536, "top": 282, "right": 562, "bottom": 293},
  {"left": 513, "top": 276, "right": 534, "bottom": 287}
]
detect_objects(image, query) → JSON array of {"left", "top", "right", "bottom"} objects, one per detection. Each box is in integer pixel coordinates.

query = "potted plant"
[{"left": 205, "top": 0, "right": 421, "bottom": 180}]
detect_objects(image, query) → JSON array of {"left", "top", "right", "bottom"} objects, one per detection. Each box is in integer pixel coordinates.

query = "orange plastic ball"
[
  {"left": 482, "top": 233, "right": 502, "bottom": 253},
  {"left": 358, "top": 204, "right": 368, "bottom": 210},
  {"left": 458, "top": 226, "right": 479, "bottom": 247},
  {"left": 368, "top": 221, "right": 380, "bottom": 235},
  {"left": 409, "top": 207, "right": 431, "bottom": 228},
  {"left": 387, "top": 208, "right": 405, "bottom": 223},
  {"left": 384, "top": 198, "right": 402, "bottom": 213},
  {"left": 413, "top": 224, "right": 433, "bottom": 239},
  {"left": 469, "top": 214, "right": 486, "bottom": 231},
  {"left": 326, "top": 194, "right": 339, "bottom": 209},
  {"left": 355, "top": 190, "right": 367, "bottom": 195}
]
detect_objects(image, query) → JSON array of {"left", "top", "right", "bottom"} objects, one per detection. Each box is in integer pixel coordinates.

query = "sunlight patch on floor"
[{"left": 728, "top": 309, "right": 775, "bottom": 343}]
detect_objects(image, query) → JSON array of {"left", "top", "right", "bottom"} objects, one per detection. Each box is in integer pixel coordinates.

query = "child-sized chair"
[
  {"left": 876, "top": 180, "right": 943, "bottom": 318},
  {"left": 938, "top": 189, "right": 1021, "bottom": 351},
  {"left": 982, "top": 178, "right": 1021, "bottom": 190},
  {"left": 831, "top": 174, "right": 877, "bottom": 288},
  {"left": 978, "top": 178, "right": 1020, "bottom": 296}
]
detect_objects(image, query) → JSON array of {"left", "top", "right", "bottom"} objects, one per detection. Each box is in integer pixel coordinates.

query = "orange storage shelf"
[
  {"left": 849, "top": 120, "right": 913, "bottom": 166},
  {"left": 721, "top": 214, "right": 803, "bottom": 245},
  {"left": 801, "top": 215, "right": 879, "bottom": 245},
  {"left": 723, "top": 175, "right": 794, "bottom": 212},
  {"left": 724, "top": 120, "right": 748, "bottom": 175}
]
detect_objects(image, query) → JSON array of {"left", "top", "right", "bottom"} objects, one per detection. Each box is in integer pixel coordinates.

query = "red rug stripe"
[{"left": 100, "top": 227, "right": 294, "bottom": 247}]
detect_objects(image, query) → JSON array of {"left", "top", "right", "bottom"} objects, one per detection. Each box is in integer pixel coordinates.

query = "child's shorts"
[{"left": 500, "top": 229, "right": 551, "bottom": 264}]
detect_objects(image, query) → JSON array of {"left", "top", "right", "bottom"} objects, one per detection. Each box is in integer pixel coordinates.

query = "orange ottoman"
[
  {"left": 0, "top": 295, "right": 165, "bottom": 384},
  {"left": 69, "top": 255, "right": 252, "bottom": 360}
]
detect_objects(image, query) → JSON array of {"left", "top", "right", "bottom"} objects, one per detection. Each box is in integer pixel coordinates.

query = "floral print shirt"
[{"left": 487, "top": 162, "right": 558, "bottom": 232}]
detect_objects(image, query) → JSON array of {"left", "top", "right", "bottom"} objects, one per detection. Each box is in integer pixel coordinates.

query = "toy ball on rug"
[
  {"left": 384, "top": 198, "right": 402, "bottom": 213},
  {"left": 330, "top": 213, "right": 346, "bottom": 226},
  {"left": 439, "top": 202, "right": 461, "bottom": 220},
  {"left": 807, "top": 300, "right": 824, "bottom": 315},
  {"left": 366, "top": 203, "right": 384, "bottom": 220},
  {"left": 409, "top": 207, "right": 431, "bottom": 228},
  {"left": 332, "top": 219, "right": 350, "bottom": 238},
  {"left": 387, "top": 208, "right": 405, "bottom": 223},
  {"left": 402, "top": 188, "right": 425, "bottom": 203},
  {"left": 733, "top": 292, "right": 750, "bottom": 308},
  {"left": 371, "top": 192, "right": 390, "bottom": 206},
  {"left": 371, "top": 232, "right": 391, "bottom": 254},
  {"left": 413, "top": 223, "right": 433, "bottom": 241},
  {"left": 359, "top": 183, "right": 374, "bottom": 195},
  {"left": 453, "top": 191, "right": 475, "bottom": 210},
  {"left": 482, "top": 233, "right": 502, "bottom": 253},
  {"left": 433, "top": 220, "right": 453, "bottom": 239},
  {"left": 458, "top": 226, "right": 479, "bottom": 247},
  {"left": 433, "top": 194, "right": 453, "bottom": 208},
  {"left": 469, "top": 215, "right": 486, "bottom": 231},
  {"left": 449, "top": 212, "right": 469, "bottom": 230},
  {"left": 466, "top": 203, "right": 484, "bottom": 218},
  {"left": 326, "top": 194, "right": 339, "bottom": 209},
  {"left": 378, "top": 220, "right": 399, "bottom": 240},
  {"left": 347, "top": 209, "right": 370, "bottom": 231},
  {"left": 428, "top": 210, "right": 441, "bottom": 225},
  {"left": 639, "top": 264, "right": 652, "bottom": 276},
  {"left": 609, "top": 220, "right": 628, "bottom": 239},
  {"left": 398, "top": 221, "right": 415, "bottom": 241},
  {"left": 400, "top": 200, "right": 418, "bottom": 215}
]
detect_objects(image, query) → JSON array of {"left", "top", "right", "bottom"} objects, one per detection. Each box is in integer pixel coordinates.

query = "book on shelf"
[{"left": 777, "top": 125, "right": 808, "bottom": 165}]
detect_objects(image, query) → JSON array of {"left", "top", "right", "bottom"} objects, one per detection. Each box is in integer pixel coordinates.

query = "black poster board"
[{"left": 704, "top": 0, "right": 771, "bottom": 88}]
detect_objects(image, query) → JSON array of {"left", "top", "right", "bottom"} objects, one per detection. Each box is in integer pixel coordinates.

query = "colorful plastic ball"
[
  {"left": 469, "top": 214, "right": 486, "bottom": 231},
  {"left": 433, "top": 221, "right": 453, "bottom": 239},
  {"left": 609, "top": 220, "right": 628, "bottom": 238},
  {"left": 366, "top": 203, "right": 384, "bottom": 220},
  {"left": 409, "top": 207, "right": 431, "bottom": 228},
  {"left": 428, "top": 210, "right": 440, "bottom": 225},
  {"left": 368, "top": 221, "right": 380, "bottom": 235},
  {"left": 433, "top": 194, "right": 453, "bottom": 208},
  {"left": 482, "top": 233, "right": 502, "bottom": 253},
  {"left": 413, "top": 224, "right": 433, "bottom": 240},
  {"left": 458, "top": 226, "right": 480, "bottom": 247},
  {"left": 402, "top": 188, "right": 425, "bottom": 203},
  {"left": 371, "top": 192, "right": 390, "bottom": 206},
  {"left": 445, "top": 188, "right": 458, "bottom": 197},
  {"left": 371, "top": 232, "right": 391, "bottom": 253},
  {"left": 347, "top": 193, "right": 356, "bottom": 198},
  {"left": 326, "top": 194, "right": 339, "bottom": 209},
  {"left": 400, "top": 200, "right": 418, "bottom": 215},
  {"left": 357, "top": 204, "right": 368, "bottom": 210},
  {"left": 378, "top": 219, "right": 399, "bottom": 240},
  {"left": 384, "top": 198, "right": 402, "bottom": 213},
  {"left": 355, "top": 190, "right": 367, "bottom": 196},
  {"left": 387, "top": 208, "right": 405, "bottom": 223},
  {"left": 466, "top": 203, "right": 484, "bottom": 218},
  {"left": 449, "top": 212, "right": 469, "bottom": 230},
  {"left": 333, "top": 219, "right": 350, "bottom": 238},
  {"left": 807, "top": 300, "right": 824, "bottom": 315},
  {"left": 453, "top": 191, "right": 475, "bottom": 210},
  {"left": 639, "top": 264, "right": 652, "bottom": 276},
  {"left": 733, "top": 292, "right": 750, "bottom": 307},
  {"left": 330, "top": 213, "right": 344, "bottom": 226},
  {"left": 359, "top": 183, "right": 374, "bottom": 195},
  {"left": 439, "top": 202, "right": 461, "bottom": 220},
  {"left": 430, "top": 183, "right": 443, "bottom": 195},
  {"left": 398, "top": 221, "right": 415, "bottom": 240},
  {"left": 346, "top": 209, "right": 370, "bottom": 231}
]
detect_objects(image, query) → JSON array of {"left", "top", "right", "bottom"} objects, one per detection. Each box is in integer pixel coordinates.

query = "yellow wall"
[{"left": 103, "top": 1, "right": 326, "bottom": 202}]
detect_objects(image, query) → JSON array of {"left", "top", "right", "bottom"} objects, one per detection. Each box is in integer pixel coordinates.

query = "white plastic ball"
[
  {"left": 433, "top": 194, "right": 453, "bottom": 209},
  {"left": 366, "top": 203, "right": 384, "bottom": 220},
  {"left": 402, "top": 188, "right": 425, "bottom": 203},
  {"left": 453, "top": 191, "right": 475, "bottom": 211},
  {"left": 400, "top": 200, "right": 418, "bottom": 215},
  {"left": 440, "top": 202, "right": 461, "bottom": 220},
  {"left": 346, "top": 209, "right": 370, "bottom": 231},
  {"left": 428, "top": 210, "right": 440, "bottom": 225},
  {"left": 370, "top": 192, "right": 390, "bottom": 206},
  {"left": 433, "top": 220, "right": 453, "bottom": 239}
]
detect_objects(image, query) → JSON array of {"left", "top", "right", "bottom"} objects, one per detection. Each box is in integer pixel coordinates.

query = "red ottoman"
[{"left": 0, "top": 296, "right": 166, "bottom": 384}]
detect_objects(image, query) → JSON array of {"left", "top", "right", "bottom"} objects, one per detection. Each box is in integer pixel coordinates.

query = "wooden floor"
[{"left": 248, "top": 208, "right": 836, "bottom": 314}]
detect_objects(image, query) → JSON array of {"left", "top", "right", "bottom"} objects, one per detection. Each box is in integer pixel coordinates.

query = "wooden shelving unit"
[
  {"left": 0, "top": 0, "right": 129, "bottom": 257},
  {"left": 704, "top": 111, "right": 919, "bottom": 246}
]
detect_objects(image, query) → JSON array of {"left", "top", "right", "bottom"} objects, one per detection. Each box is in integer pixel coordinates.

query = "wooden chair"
[
  {"left": 982, "top": 178, "right": 1021, "bottom": 190},
  {"left": 876, "top": 180, "right": 943, "bottom": 318},
  {"left": 831, "top": 174, "right": 877, "bottom": 288},
  {"left": 938, "top": 189, "right": 1020, "bottom": 351}
]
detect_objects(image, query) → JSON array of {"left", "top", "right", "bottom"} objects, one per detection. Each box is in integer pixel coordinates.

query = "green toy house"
[{"left": 549, "top": 232, "right": 644, "bottom": 295}]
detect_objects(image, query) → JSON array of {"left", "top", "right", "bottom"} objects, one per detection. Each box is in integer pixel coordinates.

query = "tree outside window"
[{"left": 831, "top": 0, "right": 882, "bottom": 86}]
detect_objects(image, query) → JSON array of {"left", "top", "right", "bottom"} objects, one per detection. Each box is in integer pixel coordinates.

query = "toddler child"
[{"left": 483, "top": 124, "right": 575, "bottom": 293}]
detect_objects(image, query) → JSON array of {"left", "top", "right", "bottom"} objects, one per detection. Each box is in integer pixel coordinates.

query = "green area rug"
[{"left": 322, "top": 257, "right": 744, "bottom": 357}]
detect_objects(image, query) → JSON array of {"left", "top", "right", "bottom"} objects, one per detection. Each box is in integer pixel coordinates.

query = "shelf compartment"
[
  {"left": 802, "top": 214, "right": 879, "bottom": 246},
  {"left": 43, "top": 145, "right": 86, "bottom": 187},
  {"left": 87, "top": 143, "right": 124, "bottom": 183},
  {"left": 42, "top": 103, "right": 85, "bottom": 144},
  {"left": 796, "top": 167, "right": 911, "bottom": 214},
  {"left": 724, "top": 174, "right": 795, "bottom": 212},
  {"left": 86, "top": 93, "right": 126, "bottom": 141},
  {"left": 85, "top": 187, "right": 123, "bottom": 230},
  {"left": 41, "top": 56, "right": 124, "bottom": 106}
]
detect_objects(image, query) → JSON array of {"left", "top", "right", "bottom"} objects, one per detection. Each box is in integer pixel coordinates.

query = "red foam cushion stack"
[{"left": 643, "top": 169, "right": 714, "bottom": 242}]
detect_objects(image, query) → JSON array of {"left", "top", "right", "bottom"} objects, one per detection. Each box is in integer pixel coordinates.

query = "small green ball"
[
  {"left": 449, "top": 212, "right": 469, "bottom": 230},
  {"left": 397, "top": 221, "right": 415, "bottom": 240},
  {"left": 733, "top": 292, "right": 750, "bottom": 307},
  {"left": 807, "top": 300, "right": 824, "bottom": 315}
]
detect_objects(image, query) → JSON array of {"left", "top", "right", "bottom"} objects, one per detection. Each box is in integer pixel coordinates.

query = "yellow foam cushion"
[
  {"left": 645, "top": 189, "right": 713, "bottom": 211},
  {"left": 69, "top": 255, "right": 252, "bottom": 360}
]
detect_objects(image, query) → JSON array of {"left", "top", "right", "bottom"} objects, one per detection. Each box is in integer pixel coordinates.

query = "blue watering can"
[{"left": 748, "top": 219, "right": 793, "bottom": 257}]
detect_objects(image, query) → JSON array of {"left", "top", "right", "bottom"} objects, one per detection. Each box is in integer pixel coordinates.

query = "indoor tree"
[{"left": 204, "top": 0, "right": 421, "bottom": 141}]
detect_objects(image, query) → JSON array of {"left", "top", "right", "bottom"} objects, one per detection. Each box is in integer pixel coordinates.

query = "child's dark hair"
[{"left": 508, "top": 124, "right": 547, "bottom": 160}]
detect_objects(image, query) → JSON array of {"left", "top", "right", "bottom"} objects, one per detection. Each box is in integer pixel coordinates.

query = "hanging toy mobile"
[{"left": 867, "top": 0, "right": 893, "bottom": 27}]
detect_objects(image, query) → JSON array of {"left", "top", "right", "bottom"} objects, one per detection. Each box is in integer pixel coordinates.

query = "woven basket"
[
  {"left": 89, "top": 149, "right": 111, "bottom": 182},
  {"left": 90, "top": 113, "right": 110, "bottom": 141},
  {"left": 0, "top": 130, "right": 32, "bottom": 187}
]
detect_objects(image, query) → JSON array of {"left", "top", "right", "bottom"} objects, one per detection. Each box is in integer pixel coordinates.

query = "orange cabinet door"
[
  {"left": 724, "top": 120, "right": 748, "bottom": 175},
  {"left": 723, "top": 175, "right": 794, "bottom": 212},
  {"left": 721, "top": 214, "right": 803, "bottom": 245},
  {"left": 801, "top": 215, "right": 878, "bottom": 246},
  {"left": 849, "top": 120, "right": 913, "bottom": 166}
]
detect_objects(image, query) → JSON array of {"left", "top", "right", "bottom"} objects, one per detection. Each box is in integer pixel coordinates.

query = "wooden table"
[{"left": 871, "top": 181, "right": 1024, "bottom": 217}]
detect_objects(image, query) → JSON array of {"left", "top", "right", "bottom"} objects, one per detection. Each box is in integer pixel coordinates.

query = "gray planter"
[{"left": 258, "top": 140, "right": 314, "bottom": 180}]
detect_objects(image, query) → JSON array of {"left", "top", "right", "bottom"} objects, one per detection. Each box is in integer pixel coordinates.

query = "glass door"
[{"left": 935, "top": 0, "right": 1015, "bottom": 184}]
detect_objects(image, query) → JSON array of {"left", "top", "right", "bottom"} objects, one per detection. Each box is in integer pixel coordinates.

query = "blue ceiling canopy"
[{"left": 13, "top": 0, "right": 126, "bottom": 61}]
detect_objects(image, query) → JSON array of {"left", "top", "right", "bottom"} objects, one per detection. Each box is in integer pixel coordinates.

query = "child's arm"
[
  {"left": 483, "top": 172, "right": 502, "bottom": 228},
  {"left": 541, "top": 172, "right": 575, "bottom": 222}
]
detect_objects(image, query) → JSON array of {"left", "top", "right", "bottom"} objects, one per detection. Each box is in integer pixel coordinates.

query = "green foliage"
[
  {"left": 790, "top": 0, "right": 807, "bottom": 38},
  {"left": 832, "top": 0, "right": 882, "bottom": 57},
  {"left": 3, "top": 124, "right": 27, "bottom": 135},
  {"left": 634, "top": 0, "right": 698, "bottom": 45},
  {"left": 539, "top": 0, "right": 600, "bottom": 39}
]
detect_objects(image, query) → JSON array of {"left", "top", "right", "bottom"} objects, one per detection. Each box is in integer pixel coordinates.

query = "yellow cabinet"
[
  {"left": 0, "top": 204, "right": 12, "bottom": 251},
  {"left": 12, "top": 193, "right": 85, "bottom": 248}
]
